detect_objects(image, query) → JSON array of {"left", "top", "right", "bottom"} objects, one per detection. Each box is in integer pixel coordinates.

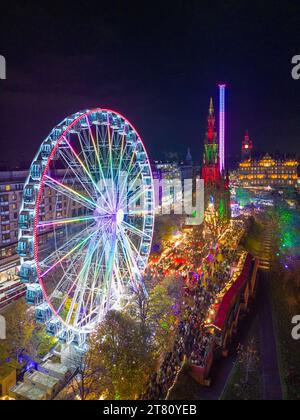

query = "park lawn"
[
  {"left": 221, "top": 320, "right": 262, "bottom": 401},
  {"left": 166, "top": 363, "right": 202, "bottom": 400},
  {"left": 241, "top": 218, "right": 264, "bottom": 257},
  {"left": 270, "top": 271, "right": 300, "bottom": 400}
]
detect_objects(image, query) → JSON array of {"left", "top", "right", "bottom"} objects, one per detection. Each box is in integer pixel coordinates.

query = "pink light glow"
[{"left": 219, "top": 84, "right": 226, "bottom": 173}]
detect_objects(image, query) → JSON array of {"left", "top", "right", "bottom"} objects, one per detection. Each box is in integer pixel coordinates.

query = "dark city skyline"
[{"left": 1, "top": 1, "right": 300, "bottom": 169}]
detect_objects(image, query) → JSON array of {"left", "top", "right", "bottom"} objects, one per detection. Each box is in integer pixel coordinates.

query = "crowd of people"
[{"left": 143, "top": 221, "right": 246, "bottom": 400}]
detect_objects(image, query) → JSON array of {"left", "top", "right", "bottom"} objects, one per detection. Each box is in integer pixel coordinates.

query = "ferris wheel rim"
[{"left": 28, "top": 108, "right": 155, "bottom": 335}]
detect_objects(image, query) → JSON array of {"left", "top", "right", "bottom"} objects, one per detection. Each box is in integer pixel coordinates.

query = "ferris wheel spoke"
[
  {"left": 86, "top": 116, "right": 100, "bottom": 161},
  {"left": 122, "top": 220, "right": 151, "bottom": 240},
  {"left": 117, "top": 145, "right": 139, "bottom": 207},
  {"left": 118, "top": 170, "right": 142, "bottom": 210},
  {"left": 59, "top": 232, "right": 104, "bottom": 325},
  {"left": 40, "top": 226, "right": 92, "bottom": 267},
  {"left": 112, "top": 260, "right": 126, "bottom": 298},
  {"left": 41, "top": 224, "right": 94, "bottom": 267},
  {"left": 71, "top": 224, "right": 115, "bottom": 328},
  {"left": 121, "top": 184, "right": 145, "bottom": 211},
  {"left": 77, "top": 131, "right": 96, "bottom": 181},
  {"left": 37, "top": 215, "right": 101, "bottom": 229},
  {"left": 112, "top": 133, "right": 128, "bottom": 210},
  {"left": 44, "top": 175, "right": 98, "bottom": 212},
  {"left": 106, "top": 125, "right": 117, "bottom": 209},
  {"left": 118, "top": 228, "right": 141, "bottom": 289},
  {"left": 66, "top": 235, "right": 99, "bottom": 326},
  {"left": 63, "top": 136, "right": 112, "bottom": 211},
  {"left": 99, "top": 227, "right": 118, "bottom": 317},
  {"left": 59, "top": 148, "right": 98, "bottom": 204},
  {"left": 41, "top": 229, "right": 98, "bottom": 278},
  {"left": 76, "top": 228, "right": 111, "bottom": 327},
  {"left": 87, "top": 117, "right": 114, "bottom": 210},
  {"left": 91, "top": 127, "right": 113, "bottom": 209},
  {"left": 127, "top": 167, "right": 143, "bottom": 192},
  {"left": 120, "top": 225, "right": 142, "bottom": 261},
  {"left": 120, "top": 228, "right": 139, "bottom": 276},
  {"left": 88, "top": 228, "right": 114, "bottom": 323},
  {"left": 126, "top": 209, "right": 152, "bottom": 216},
  {"left": 76, "top": 307, "right": 99, "bottom": 329},
  {"left": 49, "top": 256, "right": 82, "bottom": 310},
  {"left": 115, "top": 134, "right": 126, "bottom": 187},
  {"left": 53, "top": 220, "right": 112, "bottom": 322}
]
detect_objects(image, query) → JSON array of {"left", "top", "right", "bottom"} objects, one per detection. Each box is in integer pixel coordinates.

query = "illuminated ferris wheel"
[{"left": 17, "top": 109, "right": 155, "bottom": 345}]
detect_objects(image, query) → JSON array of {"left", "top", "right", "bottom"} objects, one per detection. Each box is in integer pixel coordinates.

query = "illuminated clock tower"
[{"left": 242, "top": 130, "right": 253, "bottom": 160}]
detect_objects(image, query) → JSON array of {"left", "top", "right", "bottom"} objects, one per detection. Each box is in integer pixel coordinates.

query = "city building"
[
  {"left": 0, "top": 171, "right": 26, "bottom": 264},
  {"left": 0, "top": 365, "right": 16, "bottom": 398},
  {"left": 0, "top": 169, "right": 85, "bottom": 268},
  {"left": 0, "top": 169, "right": 86, "bottom": 309},
  {"left": 151, "top": 161, "right": 200, "bottom": 216},
  {"left": 152, "top": 161, "right": 182, "bottom": 181},
  {"left": 9, "top": 360, "right": 72, "bottom": 401},
  {"left": 238, "top": 154, "right": 299, "bottom": 188},
  {"left": 241, "top": 130, "right": 253, "bottom": 160}
]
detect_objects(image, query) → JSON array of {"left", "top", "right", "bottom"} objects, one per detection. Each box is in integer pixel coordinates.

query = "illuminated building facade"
[
  {"left": 151, "top": 161, "right": 200, "bottom": 215},
  {"left": 241, "top": 130, "right": 253, "bottom": 160},
  {"left": 0, "top": 170, "right": 83, "bottom": 266},
  {"left": 238, "top": 154, "right": 298, "bottom": 188},
  {"left": 0, "top": 171, "right": 26, "bottom": 262}
]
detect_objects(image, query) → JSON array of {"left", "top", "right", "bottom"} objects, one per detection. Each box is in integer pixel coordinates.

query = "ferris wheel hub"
[{"left": 116, "top": 209, "right": 125, "bottom": 225}]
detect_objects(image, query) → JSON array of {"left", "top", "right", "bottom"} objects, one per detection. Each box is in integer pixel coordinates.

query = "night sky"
[{"left": 1, "top": 0, "right": 300, "bottom": 169}]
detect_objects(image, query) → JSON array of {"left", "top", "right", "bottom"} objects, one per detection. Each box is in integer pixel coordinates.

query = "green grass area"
[
  {"left": 221, "top": 320, "right": 262, "bottom": 401},
  {"left": 166, "top": 363, "right": 201, "bottom": 400},
  {"left": 241, "top": 218, "right": 264, "bottom": 256},
  {"left": 270, "top": 269, "right": 300, "bottom": 400}
]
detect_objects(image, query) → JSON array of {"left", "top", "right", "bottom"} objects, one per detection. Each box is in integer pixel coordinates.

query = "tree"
[
  {"left": 128, "top": 275, "right": 183, "bottom": 355},
  {"left": 237, "top": 339, "right": 259, "bottom": 384},
  {"left": 0, "top": 300, "right": 35, "bottom": 362},
  {"left": 65, "top": 310, "right": 155, "bottom": 400},
  {"left": 67, "top": 343, "right": 111, "bottom": 401},
  {"left": 28, "top": 327, "right": 57, "bottom": 359},
  {"left": 95, "top": 311, "right": 155, "bottom": 400}
]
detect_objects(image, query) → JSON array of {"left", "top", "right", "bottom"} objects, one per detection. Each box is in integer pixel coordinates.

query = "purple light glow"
[{"left": 219, "top": 84, "right": 226, "bottom": 173}]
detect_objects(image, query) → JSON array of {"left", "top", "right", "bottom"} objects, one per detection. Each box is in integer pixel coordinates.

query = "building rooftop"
[
  {"left": 0, "top": 170, "right": 28, "bottom": 184},
  {"left": 41, "top": 361, "right": 70, "bottom": 378},
  {"left": 24, "top": 369, "right": 59, "bottom": 390},
  {"left": 0, "top": 364, "right": 15, "bottom": 380},
  {"left": 239, "top": 154, "right": 299, "bottom": 168},
  {"left": 10, "top": 382, "right": 46, "bottom": 400}
]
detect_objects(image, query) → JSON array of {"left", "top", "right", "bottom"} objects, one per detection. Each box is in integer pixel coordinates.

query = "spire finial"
[{"left": 209, "top": 97, "right": 214, "bottom": 115}]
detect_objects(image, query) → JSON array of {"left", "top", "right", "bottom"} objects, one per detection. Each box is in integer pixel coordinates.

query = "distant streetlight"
[{"left": 0, "top": 55, "right": 6, "bottom": 79}]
